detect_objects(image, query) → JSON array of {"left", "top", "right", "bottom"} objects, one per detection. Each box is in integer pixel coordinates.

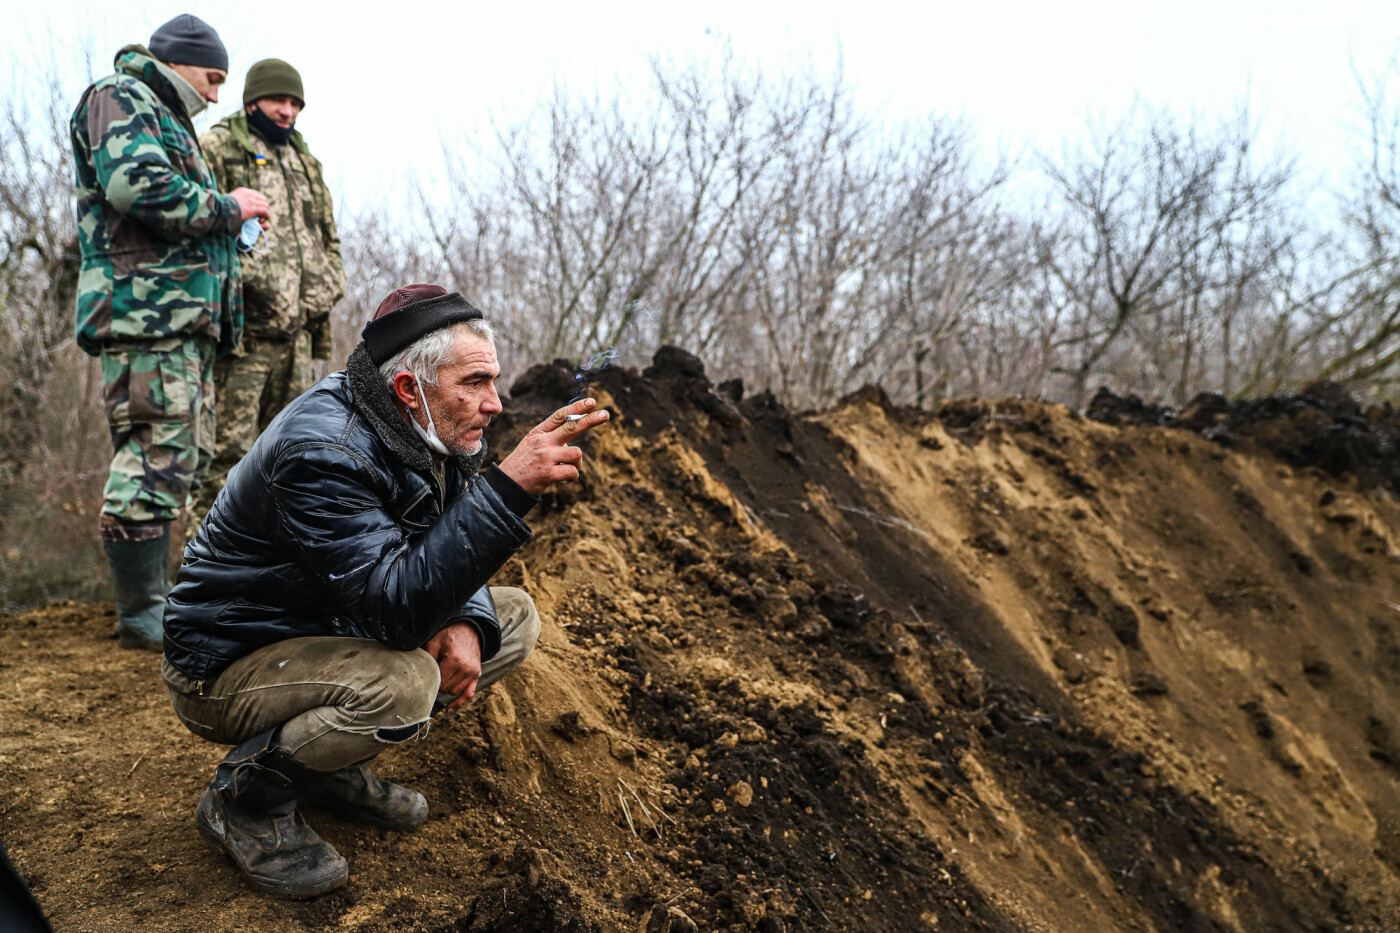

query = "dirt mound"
[
  {"left": 1089, "top": 382, "right": 1400, "bottom": 493},
  {"left": 4, "top": 352, "right": 1400, "bottom": 931}
]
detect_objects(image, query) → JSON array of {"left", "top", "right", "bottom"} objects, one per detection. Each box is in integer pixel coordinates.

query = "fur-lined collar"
[{"left": 345, "top": 341, "right": 488, "bottom": 478}]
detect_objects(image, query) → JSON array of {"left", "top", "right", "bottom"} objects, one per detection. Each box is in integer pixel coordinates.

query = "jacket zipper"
[{"left": 404, "top": 488, "right": 431, "bottom": 512}]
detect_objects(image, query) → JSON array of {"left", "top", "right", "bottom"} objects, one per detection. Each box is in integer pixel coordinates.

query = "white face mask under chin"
[{"left": 411, "top": 374, "right": 451, "bottom": 456}]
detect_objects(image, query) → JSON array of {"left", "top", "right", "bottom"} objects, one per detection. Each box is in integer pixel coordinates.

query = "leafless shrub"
[
  {"left": 350, "top": 58, "right": 1359, "bottom": 413},
  {"left": 354, "top": 55, "right": 1025, "bottom": 409},
  {"left": 0, "top": 68, "right": 111, "bottom": 607}
]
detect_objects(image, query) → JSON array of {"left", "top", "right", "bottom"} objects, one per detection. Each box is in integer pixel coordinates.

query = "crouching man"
[{"left": 161, "top": 284, "right": 607, "bottom": 897}]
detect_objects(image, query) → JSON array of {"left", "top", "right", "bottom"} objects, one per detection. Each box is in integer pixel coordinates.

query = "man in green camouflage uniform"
[
  {"left": 71, "top": 14, "right": 269, "bottom": 651},
  {"left": 194, "top": 58, "right": 346, "bottom": 518}
]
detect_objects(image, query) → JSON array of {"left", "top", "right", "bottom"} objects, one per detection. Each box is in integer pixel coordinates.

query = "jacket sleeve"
[
  {"left": 87, "top": 80, "right": 242, "bottom": 239},
  {"left": 311, "top": 175, "right": 345, "bottom": 361},
  {"left": 321, "top": 181, "right": 346, "bottom": 304},
  {"left": 267, "top": 442, "right": 531, "bottom": 651}
]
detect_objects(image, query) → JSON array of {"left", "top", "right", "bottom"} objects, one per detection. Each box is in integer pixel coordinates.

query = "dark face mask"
[{"left": 246, "top": 105, "right": 294, "bottom": 146}]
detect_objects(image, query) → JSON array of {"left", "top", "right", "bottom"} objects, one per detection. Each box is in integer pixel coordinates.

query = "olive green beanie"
[{"left": 243, "top": 58, "right": 305, "bottom": 107}]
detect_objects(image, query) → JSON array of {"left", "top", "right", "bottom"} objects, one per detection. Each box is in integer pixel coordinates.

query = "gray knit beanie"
[{"left": 149, "top": 14, "right": 228, "bottom": 71}]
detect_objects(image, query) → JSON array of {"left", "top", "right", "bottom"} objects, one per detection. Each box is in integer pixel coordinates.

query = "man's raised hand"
[{"left": 496, "top": 398, "right": 609, "bottom": 496}]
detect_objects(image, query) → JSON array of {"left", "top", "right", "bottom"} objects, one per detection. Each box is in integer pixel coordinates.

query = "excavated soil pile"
[{"left": 4, "top": 350, "right": 1400, "bottom": 932}]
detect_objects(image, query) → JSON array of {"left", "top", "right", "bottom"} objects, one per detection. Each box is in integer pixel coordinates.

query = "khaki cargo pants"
[{"left": 162, "top": 587, "right": 540, "bottom": 771}]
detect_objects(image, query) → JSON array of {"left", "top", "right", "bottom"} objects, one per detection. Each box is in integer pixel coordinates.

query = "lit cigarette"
[{"left": 564, "top": 414, "right": 585, "bottom": 421}]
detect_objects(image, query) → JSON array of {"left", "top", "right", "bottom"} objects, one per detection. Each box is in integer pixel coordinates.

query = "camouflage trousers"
[
  {"left": 100, "top": 337, "right": 216, "bottom": 526},
  {"left": 191, "top": 331, "right": 314, "bottom": 519}
]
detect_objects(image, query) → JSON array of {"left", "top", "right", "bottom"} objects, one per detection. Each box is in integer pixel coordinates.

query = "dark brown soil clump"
[{"left": 1089, "top": 381, "right": 1400, "bottom": 493}]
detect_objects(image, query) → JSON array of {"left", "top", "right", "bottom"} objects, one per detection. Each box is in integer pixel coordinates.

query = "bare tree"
[
  {"left": 1297, "top": 54, "right": 1400, "bottom": 391},
  {"left": 1037, "top": 105, "right": 1299, "bottom": 405}
]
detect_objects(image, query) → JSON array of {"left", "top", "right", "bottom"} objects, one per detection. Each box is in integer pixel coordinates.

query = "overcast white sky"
[{"left": 5, "top": 0, "right": 1400, "bottom": 215}]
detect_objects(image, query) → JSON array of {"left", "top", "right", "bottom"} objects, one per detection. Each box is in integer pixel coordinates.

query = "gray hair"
[{"left": 377, "top": 318, "right": 495, "bottom": 389}]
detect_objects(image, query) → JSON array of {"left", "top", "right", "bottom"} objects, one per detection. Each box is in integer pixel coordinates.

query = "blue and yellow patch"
[{"left": 253, "top": 153, "right": 267, "bottom": 166}]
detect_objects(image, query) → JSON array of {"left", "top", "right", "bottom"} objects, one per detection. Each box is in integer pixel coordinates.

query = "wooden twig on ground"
[
  {"left": 618, "top": 784, "right": 637, "bottom": 836},
  {"left": 625, "top": 780, "right": 659, "bottom": 836}
]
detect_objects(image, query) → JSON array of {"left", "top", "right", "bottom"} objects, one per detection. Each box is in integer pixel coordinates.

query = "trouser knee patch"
[{"left": 374, "top": 721, "right": 427, "bottom": 744}]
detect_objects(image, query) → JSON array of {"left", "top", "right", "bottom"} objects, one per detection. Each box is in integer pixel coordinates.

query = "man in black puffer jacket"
[{"left": 162, "top": 284, "right": 608, "bottom": 898}]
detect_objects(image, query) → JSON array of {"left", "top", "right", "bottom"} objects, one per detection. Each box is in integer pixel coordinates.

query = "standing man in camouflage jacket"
[
  {"left": 194, "top": 58, "right": 346, "bottom": 518},
  {"left": 71, "top": 13, "right": 270, "bottom": 651}
]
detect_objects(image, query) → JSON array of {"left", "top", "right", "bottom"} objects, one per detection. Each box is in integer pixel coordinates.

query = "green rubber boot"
[{"left": 101, "top": 522, "right": 170, "bottom": 651}]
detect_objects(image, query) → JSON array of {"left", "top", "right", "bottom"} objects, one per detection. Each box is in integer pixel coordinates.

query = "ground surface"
[{"left": 4, "top": 352, "right": 1400, "bottom": 932}]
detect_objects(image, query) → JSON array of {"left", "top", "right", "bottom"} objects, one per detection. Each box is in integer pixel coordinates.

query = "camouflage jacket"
[
  {"left": 200, "top": 112, "right": 344, "bottom": 357},
  {"left": 70, "top": 45, "right": 243, "bottom": 357}
]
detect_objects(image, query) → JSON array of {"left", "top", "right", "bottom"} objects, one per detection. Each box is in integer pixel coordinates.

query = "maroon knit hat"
[{"left": 362, "top": 284, "right": 483, "bottom": 365}]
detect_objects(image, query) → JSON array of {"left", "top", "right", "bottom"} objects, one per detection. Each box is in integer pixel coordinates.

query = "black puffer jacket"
[{"left": 163, "top": 343, "right": 536, "bottom": 684}]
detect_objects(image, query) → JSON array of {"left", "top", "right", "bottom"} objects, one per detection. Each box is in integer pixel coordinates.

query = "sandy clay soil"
[{"left": 4, "top": 351, "right": 1400, "bottom": 931}]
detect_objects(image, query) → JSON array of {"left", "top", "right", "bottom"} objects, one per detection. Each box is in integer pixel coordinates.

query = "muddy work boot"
[
  {"left": 196, "top": 729, "right": 348, "bottom": 898},
  {"left": 100, "top": 519, "right": 170, "bottom": 651},
  {"left": 304, "top": 759, "right": 429, "bottom": 832}
]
